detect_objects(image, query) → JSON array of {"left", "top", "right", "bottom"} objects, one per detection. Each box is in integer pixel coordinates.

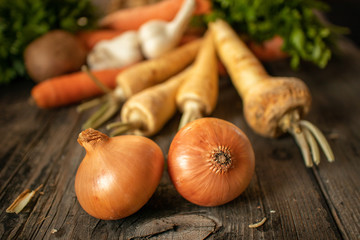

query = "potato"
[{"left": 24, "top": 30, "right": 87, "bottom": 83}]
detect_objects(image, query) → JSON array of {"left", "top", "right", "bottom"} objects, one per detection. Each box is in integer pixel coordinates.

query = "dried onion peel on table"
[
  {"left": 210, "top": 19, "right": 334, "bottom": 167},
  {"left": 107, "top": 67, "right": 192, "bottom": 137},
  {"left": 176, "top": 29, "right": 219, "bottom": 129},
  {"left": 78, "top": 39, "right": 202, "bottom": 129}
]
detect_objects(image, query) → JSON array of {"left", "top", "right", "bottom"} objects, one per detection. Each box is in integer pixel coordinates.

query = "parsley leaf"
[{"left": 204, "top": 0, "right": 341, "bottom": 69}]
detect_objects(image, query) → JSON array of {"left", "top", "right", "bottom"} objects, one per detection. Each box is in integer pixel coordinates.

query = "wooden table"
[{"left": 1, "top": 38, "right": 359, "bottom": 239}]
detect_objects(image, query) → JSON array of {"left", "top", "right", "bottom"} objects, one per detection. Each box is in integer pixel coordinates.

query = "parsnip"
[
  {"left": 210, "top": 19, "right": 334, "bottom": 167},
  {"left": 117, "top": 39, "right": 201, "bottom": 98},
  {"left": 107, "top": 67, "right": 192, "bottom": 137},
  {"left": 176, "top": 30, "right": 218, "bottom": 129},
  {"left": 79, "top": 39, "right": 202, "bottom": 129}
]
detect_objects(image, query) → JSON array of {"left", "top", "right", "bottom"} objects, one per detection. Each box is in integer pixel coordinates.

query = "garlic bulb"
[{"left": 138, "top": 0, "right": 195, "bottom": 59}]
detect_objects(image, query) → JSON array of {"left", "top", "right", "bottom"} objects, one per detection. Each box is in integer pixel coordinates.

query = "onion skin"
[
  {"left": 168, "top": 118, "right": 255, "bottom": 207},
  {"left": 75, "top": 128, "right": 164, "bottom": 220}
]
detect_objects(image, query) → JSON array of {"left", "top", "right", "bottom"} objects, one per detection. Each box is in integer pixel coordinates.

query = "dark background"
[{"left": 325, "top": 0, "right": 360, "bottom": 46}]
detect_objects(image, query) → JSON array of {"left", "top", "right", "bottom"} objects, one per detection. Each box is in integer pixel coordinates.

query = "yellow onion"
[
  {"left": 75, "top": 128, "right": 164, "bottom": 220},
  {"left": 168, "top": 118, "right": 255, "bottom": 206}
]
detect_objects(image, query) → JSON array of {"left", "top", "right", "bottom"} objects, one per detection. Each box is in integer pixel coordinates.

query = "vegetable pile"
[{"left": 9, "top": 0, "right": 339, "bottom": 220}]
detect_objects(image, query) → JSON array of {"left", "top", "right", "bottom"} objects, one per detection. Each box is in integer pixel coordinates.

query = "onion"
[
  {"left": 75, "top": 128, "right": 164, "bottom": 220},
  {"left": 168, "top": 118, "right": 255, "bottom": 206}
]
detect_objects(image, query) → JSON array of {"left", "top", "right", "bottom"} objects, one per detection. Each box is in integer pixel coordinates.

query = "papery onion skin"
[
  {"left": 75, "top": 128, "right": 164, "bottom": 220},
  {"left": 168, "top": 118, "right": 255, "bottom": 207}
]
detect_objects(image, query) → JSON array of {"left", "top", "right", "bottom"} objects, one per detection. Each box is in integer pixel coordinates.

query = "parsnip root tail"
[{"left": 280, "top": 110, "right": 335, "bottom": 167}]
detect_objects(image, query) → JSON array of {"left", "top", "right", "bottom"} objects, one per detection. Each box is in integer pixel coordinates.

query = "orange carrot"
[
  {"left": 99, "top": 0, "right": 211, "bottom": 31},
  {"left": 76, "top": 30, "right": 125, "bottom": 50},
  {"left": 248, "top": 36, "right": 288, "bottom": 62},
  {"left": 31, "top": 67, "right": 128, "bottom": 108},
  {"left": 179, "top": 33, "right": 202, "bottom": 45}
]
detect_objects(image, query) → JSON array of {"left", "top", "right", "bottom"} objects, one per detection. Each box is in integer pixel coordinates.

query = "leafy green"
[
  {"left": 0, "top": 0, "right": 97, "bottom": 85},
  {"left": 204, "top": 0, "right": 341, "bottom": 69}
]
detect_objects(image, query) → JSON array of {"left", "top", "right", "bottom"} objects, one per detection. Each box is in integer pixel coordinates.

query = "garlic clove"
[{"left": 87, "top": 31, "right": 143, "bottom": 70}]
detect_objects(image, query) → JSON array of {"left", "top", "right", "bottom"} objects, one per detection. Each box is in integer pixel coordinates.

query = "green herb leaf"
[
  {"left": 0, "top": 0, "right": 97, "bottom": 85},
  {"left": 203, "top": 0, "right": 341, "bottom": 69}
]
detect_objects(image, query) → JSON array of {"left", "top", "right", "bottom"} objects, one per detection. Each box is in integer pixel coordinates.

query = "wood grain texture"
[{"left": 1, "top": 39, "right": 359, "bottom": 240}]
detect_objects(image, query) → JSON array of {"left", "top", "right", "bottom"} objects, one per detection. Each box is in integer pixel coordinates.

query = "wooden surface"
[{"left": 1, "top": 38, "right": 360, "bottom": 239}]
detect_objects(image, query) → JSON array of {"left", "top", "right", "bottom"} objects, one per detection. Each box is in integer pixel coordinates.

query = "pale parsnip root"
[
  {"left": 117, "top": 39, "right": 202, "bottom": 98},
  {"left": 176, "top": 30, "right": 218, "bottom": 129},
  {"left": 109, "top": 67, "right": 192, "bottom": 137},
  {"left": 210, "top": 19, "right": 334, "bottom": 167}
]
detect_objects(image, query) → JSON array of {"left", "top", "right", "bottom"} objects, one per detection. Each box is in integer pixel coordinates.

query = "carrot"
[
  {"left": 99, "top": 0, "right": 211, "bottom": 31},
  {"left": 210, "top": 19, "right": 334, "bottom": 167},
  {"left": 80, "top": 39, "right": 202, "bottom": 129},
  {"left": 31, "top": 67, "right": 128, "bottom": 108},
  {"left": 179, "top": 33, "right": 202, "bottom": 46},
  {"left": 76, "top": 30, "right": 125, "bottom": 50},
  {"left": 248, "top": 35, "right": 288, "bottom": 62},
  {"left": 176, "top": 30, "right": 218, "bottom": 129},
  {"left": 107, "top": 67, "right": 192, "bottom": 137}
]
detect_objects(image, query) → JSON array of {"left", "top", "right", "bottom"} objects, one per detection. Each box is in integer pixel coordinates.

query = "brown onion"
[
  {"left": 75, "top": 128, "right": 164, "bottom": 220},
  {"left": 168, "top": 118, "right": 255, "bottom": 206}
]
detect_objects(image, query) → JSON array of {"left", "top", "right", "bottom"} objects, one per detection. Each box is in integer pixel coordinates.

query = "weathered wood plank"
[{"left": 266, "top": 39, "right": 360, "bottom": 240}]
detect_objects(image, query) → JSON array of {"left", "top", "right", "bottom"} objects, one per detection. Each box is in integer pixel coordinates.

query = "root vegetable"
[
  {"left": 24, "top": 30, "right": 87, "bottom": 83},
  {"left": 210, "top": 19, "right": 334, "bottom": 167},
  {"left": 107, "top": 68, "right": 192, "bottom": 137},
  {"left": 31, "top": 67, "right": 128, "bottom": 108},
  {"left": 79, "top": 39, "right": 202, "bottom": 129},
  {"left": 248, "top": 36, "right": 288, "bottom": 62},
  {"left": 176, "top": 30, "right": 218, "bottom": 129}
]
